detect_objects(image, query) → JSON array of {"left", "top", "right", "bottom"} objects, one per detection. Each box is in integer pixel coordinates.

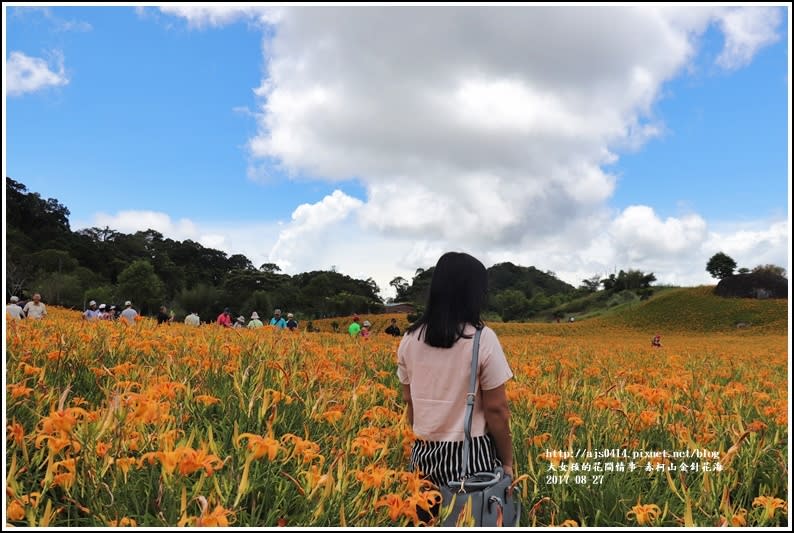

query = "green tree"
[
  {"left": 176, "top": 283, "right": 222, "bottom": 322},
  {"left": 706, "top": 252, "right": 737, "bottom": 280},
  {"left": 29, "top": 249, "right": 79, "bottom": 274},
  {"left": 493, "top": 290, "right": 530, "bottom": 322},
  {"left": 243, "top": 291, "right": 272, "bottom": 321},
  {"left": 579, "top": 275, "right": 601, "bottom": 293},
  {"left": 33, "top": 272, "right": 83, "bottom": 307},
  {"left": 83, "top": 285, "right": 115, "bottom": 308},
  {"left": 116, "top": 259, "right": 165, "bottom": 315},
  {"left": 259, "top": 262, "right": 282, "bottom": 273},
  {"left": 752, "top": 264, "right": 787, "bottom": 279}
]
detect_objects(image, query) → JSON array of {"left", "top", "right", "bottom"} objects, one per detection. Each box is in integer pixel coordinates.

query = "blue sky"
[{"left": 4, "top": 5, "right": 790, "bottom": 296}]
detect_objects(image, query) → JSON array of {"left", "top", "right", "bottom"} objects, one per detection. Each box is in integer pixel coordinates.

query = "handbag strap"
[{"left": 458, "top": 326, "right": 482, "bottom": 482}]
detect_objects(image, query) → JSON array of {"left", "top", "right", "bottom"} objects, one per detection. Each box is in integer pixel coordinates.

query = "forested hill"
[
  {"left": 6, "top": 177, "right": 585, "bottom": 320},
  {"left": 6, "top": 178, "right": 383, "bottom": 318}
]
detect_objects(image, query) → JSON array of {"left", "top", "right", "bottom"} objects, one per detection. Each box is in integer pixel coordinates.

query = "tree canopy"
[{"left": 706, "top": 252, "right": 737, "bottom": 280}]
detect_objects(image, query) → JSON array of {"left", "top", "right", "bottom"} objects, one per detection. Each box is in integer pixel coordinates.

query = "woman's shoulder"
[{"left": 477, "top": 324, "right": 504, "bottom": 349}]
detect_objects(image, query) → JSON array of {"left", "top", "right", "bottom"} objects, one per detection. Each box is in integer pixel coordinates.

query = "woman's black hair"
[{"left": 406, "top": 252, "right": 488, "bottom": 348}]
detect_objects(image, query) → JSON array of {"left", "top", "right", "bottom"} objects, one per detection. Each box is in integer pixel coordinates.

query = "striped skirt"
[{"left": 409, "top": 434, "right": 501, "bottom": 487}]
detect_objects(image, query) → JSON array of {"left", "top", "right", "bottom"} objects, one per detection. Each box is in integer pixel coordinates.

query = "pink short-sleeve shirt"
[{"left": 397, "top": 324, "right": 513, "bottom": 441}]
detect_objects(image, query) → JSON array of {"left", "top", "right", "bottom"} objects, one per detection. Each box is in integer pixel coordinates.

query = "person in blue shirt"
[
  {"left": 270, "top": 308, "right": 287, "bottom": 328},
  {"left": 83, "top": 300, "right": 100, "bottom": 321}
]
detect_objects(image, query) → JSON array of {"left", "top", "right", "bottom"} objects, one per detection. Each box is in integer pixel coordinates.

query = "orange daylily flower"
[
  {"left": 238, "top": 433, "right": 281, "bottom": 461},
  {"left": 108, "top": 517, "right": 137, "bottom": 527},
  {"left": 195, "top": 394, "right": 220, "bottom": 406},
  {"left": 355, "top": 465, "right": 395, "bottom": 490},
  {"left": 7, "top": 499, "right": 26, "bottom": 521},
  {"left": 626, "top": 500, "right": 661, "bottom": 526},
  {"left": 351, "top": 436, "right": 386, "bottom": 457},
  {"left": 7, "top": 421, "right": 25, "bottom": 447},
  {"left": 9, "top": 383, "right": 33, "bottom": 399},
  {"left": 195, "top": 504, "right": 235, "bottom": 527},
  {"left": 752, "top": 496, "right": 787, "bottom": 521},
  {"left": 375, "top": 493, "right": 406, "bottom": 522}
]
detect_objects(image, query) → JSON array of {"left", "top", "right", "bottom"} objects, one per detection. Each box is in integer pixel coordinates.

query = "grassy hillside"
[
  {"left": 538, "top": 286, "right": 679, "bottom": 322},
  {"left": 603, "top": 285, "right": 788, "bottom": 333},
  {"left": 310, "top": 286, "right": 788, "bottom": 336}
]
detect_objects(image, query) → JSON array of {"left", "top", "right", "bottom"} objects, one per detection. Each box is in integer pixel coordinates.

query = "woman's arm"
[
  {"left": 481, "top": 384, "right": 513, "bottom": 477},
  {"left": 401, "top": 384, "right": 414, "bottom": 426}
]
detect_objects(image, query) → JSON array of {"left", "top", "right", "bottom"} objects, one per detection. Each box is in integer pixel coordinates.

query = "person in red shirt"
[
  {"left": 651, "top": 334, "right": 662, "bottom": 347},
  {"left": 216, "top": 308, "right": 233, "bottom": 328}
]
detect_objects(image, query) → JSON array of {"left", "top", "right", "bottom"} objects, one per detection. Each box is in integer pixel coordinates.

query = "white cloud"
[
  {"left": 158, "top": 5, "right": 281, "bottom": 29},
  {"left": 715, "top": 7, "right": 782, "bottom": 70},
  {"left": 703, "top": 220, "right": 789, "bottom": 273},
  {"left": 91, "top": 210, "right": 199, "bottom": 238},
  {"left": 151, "top": 6, "right": 786, "bottom": 294},
  {"left": 611, "top": 206, "right": 708, "bottom": 262},
  {"left": 10, "top": 6, "right": 92, "bottom": 32},
  {"left": 269, "top": 190, "right": 364, "bottom": 270},
  {"left": 246, "top": 7, "right": 781, "bottom": 251},
  {"left": 7, "top": 51, "right": 69, "bottom": 96}
]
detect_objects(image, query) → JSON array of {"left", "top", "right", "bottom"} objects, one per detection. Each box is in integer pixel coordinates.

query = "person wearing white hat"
[
  {"left": 247, "top": 311, "right": 263, "bottom": 329},
  {"left": 233, "top": 315, "right": 246, "bottom": 328},
  {"left": 6, "top": 296, "right": 24, "bottom": 320},
  {"left": 83, "top": 300, "right": 100, "bottom": 321},
  {"left": 286, "top": 313, "right": 299, "bottom": 331},
  {"left": 98, "top": 303, "right": 112, "bottom": 320},
  {"left": 120, "top": 301, "right": 138, "bottom": 325},
  {"left": 360, "top": 319, "right": 371, "bottom": 338}
]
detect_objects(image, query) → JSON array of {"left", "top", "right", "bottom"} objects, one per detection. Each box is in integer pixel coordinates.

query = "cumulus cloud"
[
  {"left": 703, "top": 220, "right": 789, "bottom": 272},
  {"left": 157, "top": 5, "right": 281, "bottom": 28},
  {"left": 7, "top": 50, "right": 69, "bottom": 96},
  {"left": 153, "top": 6, "right": 786, "bottom": 293},
  {"left": 91, "top": 210, "right": 199, "bottom": 239},
  {"left": 715, "top": 7, "right": 782, "bottom": 70},
  {"left": 247, "top": 7, "right": 781, "bottom": 250},
  {"left": 269, "top": 190, "right": 364, "bottom": 270}
]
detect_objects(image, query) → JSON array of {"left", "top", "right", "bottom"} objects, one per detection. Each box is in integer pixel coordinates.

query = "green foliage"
[
  {"left": 176, "top": 283, "right": 223, "bottom": 322},
  {"left": 32, "top": 272, "right": 84, "bottom": 307},
  {"left": 493, "top": 289, "right": 531, "bottom": 322},
  {"left": 706, "top": 252, "right": 737, "bottom": 280},
  {"left": 29, "top": 249, "right": 79, "bottom": 273},
  {"left": 243, "top": 291, "right": 273, "bottom": 321},
  {"left": 578, "top": 275, "right": 601, "bottom": 293},
  {"left": 751, "top": 264, "right": 786, "bottom": 279},
  {"left": 600, "top": 269, "right": 656, "bottom": 291},
  {"left": 116, "top": 260, "right": 165, "bottom": 315},
  {"left": 84, "top": 285, "right": 115, "bottom": 307}
]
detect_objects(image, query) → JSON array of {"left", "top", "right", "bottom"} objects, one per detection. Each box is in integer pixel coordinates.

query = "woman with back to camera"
[{"left": 396, "top": 252, "right": 514, "bottom": 516}]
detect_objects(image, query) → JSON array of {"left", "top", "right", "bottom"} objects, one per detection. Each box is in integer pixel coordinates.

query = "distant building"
[{"left": 383, "top": 302, "right": 415, "bottom": 314}]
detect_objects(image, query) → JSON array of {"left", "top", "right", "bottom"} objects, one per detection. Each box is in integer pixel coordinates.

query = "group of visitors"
[
  {"left": 6, "top": 294, "right": 141, "bottom": 325},
  {"left": 6, "top": 294, "right": 47, "bottom": 320},
  {"left": 80, "top": 300, "right": 140, "bottom": 325},
  {"left": 8, "top": 293, "right": 410, "bottom": 340},
  {"left": 348, "top": 316, "right": 403, "bottom": 338},
  {"left": 212, "top": 308, "right": 300, "bottom": 331}
]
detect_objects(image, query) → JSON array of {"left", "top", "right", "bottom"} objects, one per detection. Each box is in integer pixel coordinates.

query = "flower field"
[{"left": 5, "top": 307, "right": 788, "bottom": 527}]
